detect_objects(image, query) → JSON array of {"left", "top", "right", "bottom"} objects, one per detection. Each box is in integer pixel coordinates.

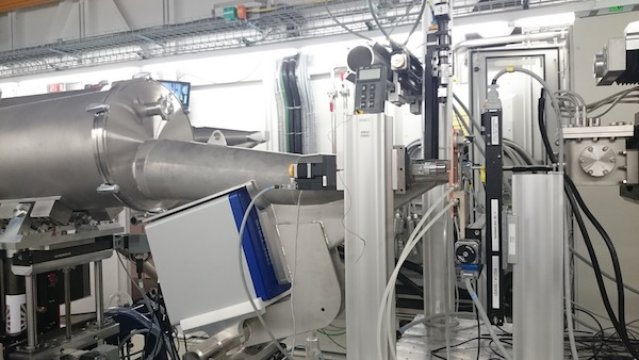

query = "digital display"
[
  {"left": 358, "top": 68, "right": 382, "bottom": 81},
  {"left": 159, "top": 80, "right": 191, "bottom": 110}
]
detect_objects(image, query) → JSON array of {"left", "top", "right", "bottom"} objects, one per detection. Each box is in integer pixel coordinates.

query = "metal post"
[
  {"left": 344, "top": 113, "right": 394, "bottom": 360},
  {"left": 422, "top": 185, "right": 454, "bottom": 333},
  {"left": 64, "top": 268, "right": 72, "bottom": 340},
  {"left": 94, "top": 260, "right": 104, "bottom": 328},
  {"left": 0, "top": 257, "right": 5, "bottom": 330},
  {"left": 25, "top": 274, "right": 37, "bottom": 350},
  {"left": 511, "top": 174, "right": 564, "bottom": 360}
]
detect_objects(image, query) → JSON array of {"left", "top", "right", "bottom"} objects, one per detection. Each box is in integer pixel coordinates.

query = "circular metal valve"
[
  {"left": 578, "top": 145, "right": 617, "bottom": 177},
  {"left": 593, "top": 52, "right": 606, "bottom": 79},
  {"left": 456, "top": 243, "right": 478, "bottom": 265}
]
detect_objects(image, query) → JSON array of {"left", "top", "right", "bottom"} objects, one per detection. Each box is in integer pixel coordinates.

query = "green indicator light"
[{"left": 609, "top": 5, "right": 625, "bottom": 12}]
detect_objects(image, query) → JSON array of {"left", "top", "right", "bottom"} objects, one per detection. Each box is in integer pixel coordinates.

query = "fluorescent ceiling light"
[
  {"left": 454, "top": 21, "right": 512, "bottom": 39},
  {"left": 514, "top": 12, "right": 575, "bottom": 29}
]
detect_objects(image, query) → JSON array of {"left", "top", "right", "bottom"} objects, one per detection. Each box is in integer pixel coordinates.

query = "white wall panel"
[
  {"left": 14, "top": 3, "right": 65, "bottom": 47},
  {"left": 0, "top": 14, "right": 12, "bottom": 51},
  {"left": 84, "top": 0, "right": 131, "bottom": 35}
]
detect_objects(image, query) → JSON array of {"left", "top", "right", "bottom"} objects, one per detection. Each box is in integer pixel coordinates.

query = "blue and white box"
[{"left": 145, "top": 183, "right": 291, "bottom": 331}]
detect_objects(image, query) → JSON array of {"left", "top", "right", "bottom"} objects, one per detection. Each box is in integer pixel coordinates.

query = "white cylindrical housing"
[{"left": 512, "top": 173, "right": 564, "bottom": 360}]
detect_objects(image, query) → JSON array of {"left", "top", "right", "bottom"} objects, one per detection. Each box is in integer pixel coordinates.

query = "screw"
[
  {"left": 587, "top": 146, "right": 594, "bottom": 152},
  {"left": 603, "top": 146, "right": 609, "bottom": 151}
]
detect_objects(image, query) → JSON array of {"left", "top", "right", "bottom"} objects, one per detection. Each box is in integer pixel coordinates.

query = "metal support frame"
[
  {"left": 344, "top": 113, "right": 394, "bottom": 360},
  {"left": 423, "top": 47, "right": 440, "bottom": 159},
  {"left": 63, "top": 267, "right": 72, "bottom": 340},
  {"left": 482, "top": 106, "right": 505, "bottom": 324},
  {"left": 423, "top": 1, "right": 451, "bottom": 160},
  {"left": 94, "top": 260, "right": 104, "bottom": 328},
  {"left": 25, "top": 274, "right": 37, "bottom": 351}
]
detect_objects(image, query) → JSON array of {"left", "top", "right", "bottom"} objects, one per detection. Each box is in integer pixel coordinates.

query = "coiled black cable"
[{"left": 538, "top": 89, "right": 638, "bottom": 358}]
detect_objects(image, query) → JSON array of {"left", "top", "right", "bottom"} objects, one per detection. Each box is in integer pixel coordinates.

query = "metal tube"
[
  {"left": 346, "top": 44, "right": 391, "bottom": 73},
  {"left": 94, "top": 261, "right": 104, "bottom": 328},
  {"left": 192, "top": 127, "right": 266, "bottom": 148},
  {"left": 25, "top": 275, "right": 37, "bottom": 350},
  {"left": 0, "top": 78, "right": 338, "bottom": 212},
  {"left": 133, "top": 140, "right": 340, "bottom": 205},
  {"left": 0, "top": 79, "right": 193, "bottom": 212},
  {"left": 422, "top": 185, "right": 454, "bottom": 334},
  {"left": 64, "top": 268, "right": 72, "bottom": 340},
  {"left": 182, "top": 334, "right": 243, "bottom": 360}
]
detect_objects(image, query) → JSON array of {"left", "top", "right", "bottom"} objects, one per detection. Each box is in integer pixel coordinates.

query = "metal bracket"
[
  {"left": 0, "top": 202, "right": 32, "bottom": 244},
  {"left": 392, "top": 145, "right": 407, "bottom": 194}
]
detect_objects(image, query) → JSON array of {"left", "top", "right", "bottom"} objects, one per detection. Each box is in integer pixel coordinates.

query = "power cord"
[
  {"left": 536, "top": 87, "right": 639, "bottom": 359},
  {"left": 237, "top": 185, "right": 294, "bottom": 360},
  {"left": 492, "top": 65, "right": 638, "bottom": 358}
]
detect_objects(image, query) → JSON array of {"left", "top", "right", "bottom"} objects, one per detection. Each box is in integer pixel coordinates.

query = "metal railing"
[
  {"left": 0, "top": 0, "right": 421, "bottom": 79},
  {"left": 0, "top": 0, "right": 580, "bottom": 78}
]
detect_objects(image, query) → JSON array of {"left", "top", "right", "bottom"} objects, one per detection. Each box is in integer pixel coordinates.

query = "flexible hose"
[
  {"left": 492, "top": 66, "right": 564, "bottom": 172},
  {"left": 237, "top": 185, "right": 294, "bottom": 360},
  {"left": 464, "top": 278, "right": 512, "bottom": 360},
  {"left": 376, "top": 186, "right": 455, "bottom": 360}
]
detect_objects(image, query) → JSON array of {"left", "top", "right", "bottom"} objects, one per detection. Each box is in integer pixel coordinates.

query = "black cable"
[
  {"left": 503, "top": 165, "right": 553, "bottom": 172},
  {"left": 403, "top": 0, "right": 429, "bottom": 46},
  {"left": 400, "top": 259, "right": 424, "bottom": 275},
  {"left": 537, "top": 89, "right": 639, "bottom": 358},
  {"left": 286, "top": 56, "right": 303, "bottom": 154},
  {"left": 538, "top": 89, "right": 557, "bottom": 164},
  {"left": 281, "top": 60, "right": 294, "bottom": 152},
  {"left": 574, "top": 307, "right": 607, "bottom": 357},
  {"left": 367, "top": 0, "right": 392, "bottom": 42},
  {"left": 430, "top": 336, "right": 492, "bottom": 358},
  {"left": 397, "top": 271, "right": 423, "bottom": 297},
  {"left": 324, "top": 0, "right": 373, "bottom": 41}
]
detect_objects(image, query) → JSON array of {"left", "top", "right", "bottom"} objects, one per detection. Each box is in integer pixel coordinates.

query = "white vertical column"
[
  {"left": 512, "top": 173, "right": 564, "bottom": 360},
  {"left": 344, "top": 113, "right": 394, "bottom": 360}
]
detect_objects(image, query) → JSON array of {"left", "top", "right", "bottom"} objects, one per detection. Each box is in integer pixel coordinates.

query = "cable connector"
[{"left": 484, "top": 84, "right": 502, "bottom": 112}]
